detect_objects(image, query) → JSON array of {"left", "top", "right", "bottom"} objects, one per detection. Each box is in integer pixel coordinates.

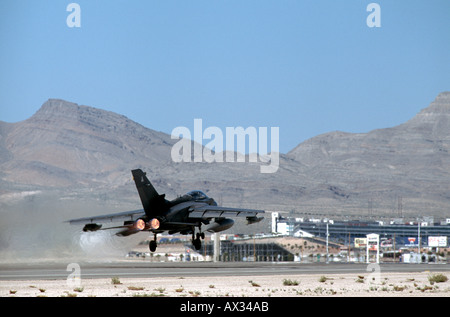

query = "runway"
[{"left": 1, "top": 261, "right": 449, "bottom": 281}]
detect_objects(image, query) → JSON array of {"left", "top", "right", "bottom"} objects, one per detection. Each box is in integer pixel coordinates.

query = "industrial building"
[{"left": 272, "top": 212, "right": 450, "bottom": 248}]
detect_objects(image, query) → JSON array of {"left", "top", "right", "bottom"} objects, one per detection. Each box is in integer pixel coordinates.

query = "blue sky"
[{"left": 1, "top": 0, "right": 449, "bottom": 153}]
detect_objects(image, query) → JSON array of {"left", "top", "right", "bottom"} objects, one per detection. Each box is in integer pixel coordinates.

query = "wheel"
[
  {"left": 193, "top": 238, "right": 202, "bottom": 250},
  {"left": 149, "top": 240, "right": 157, "bottom": 252}
]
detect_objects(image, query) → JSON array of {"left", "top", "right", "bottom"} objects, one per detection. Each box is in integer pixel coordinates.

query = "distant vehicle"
[{"left": 68, "top": 169, "right": 264, "bottom": 252}]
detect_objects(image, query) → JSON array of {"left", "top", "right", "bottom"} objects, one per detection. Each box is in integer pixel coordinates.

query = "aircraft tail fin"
[{"left": 132, "top": 169, "right": 166, "bottom": 218}]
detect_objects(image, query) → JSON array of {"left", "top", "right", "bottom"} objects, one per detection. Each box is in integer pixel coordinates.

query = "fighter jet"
[{"left": 68, "top": 169, "right": 264, "bottom": 252}]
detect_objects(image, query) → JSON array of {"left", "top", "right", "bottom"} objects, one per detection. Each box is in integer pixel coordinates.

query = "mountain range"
[{"left": 1, "top": 93, "right": 450, "bottom": 222}]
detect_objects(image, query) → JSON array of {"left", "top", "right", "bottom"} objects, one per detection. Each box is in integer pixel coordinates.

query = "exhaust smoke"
[{"left": 0, "top": 190, "right": 145, "bottom": 263}]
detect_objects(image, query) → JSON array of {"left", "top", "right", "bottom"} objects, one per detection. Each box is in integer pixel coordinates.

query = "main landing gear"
[
  {"left": 192, "top": 232, "right": 205, "bottom": 251},
  {"left": 148, "top": 230, "right": 205, "bottom": 252}
]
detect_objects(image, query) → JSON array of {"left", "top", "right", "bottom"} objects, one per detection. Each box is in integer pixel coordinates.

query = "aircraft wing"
[
  {"left": 188, "top": 205, "right": 264, "bottom": 219},
  {"left": 67, "top": 209, "right": 146, "bottom": 225}
]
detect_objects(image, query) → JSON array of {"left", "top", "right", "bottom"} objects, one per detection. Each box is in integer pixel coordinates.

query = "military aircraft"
[{"left": 68, "top": 169, "right": 264, "bottom": 252}]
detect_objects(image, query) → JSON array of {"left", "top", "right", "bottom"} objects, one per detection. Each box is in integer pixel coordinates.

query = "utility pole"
[
  {"left": 253, "top": 235, "right": 256, "bottom": 261},
  {"left": 326, "top": 219, "right": 329, "bottom": 263},
  {"left": 417, "top": 219, "right": 421, "bottom": 257},
  {"left": 393, "top": 233, "right": 396, "bottom": 262},
  {"left": 213, "top": 233, "right": 220, "bottom": 262},
  {"left": 348, "top": 232, "right": 351, "bottom": 262}
]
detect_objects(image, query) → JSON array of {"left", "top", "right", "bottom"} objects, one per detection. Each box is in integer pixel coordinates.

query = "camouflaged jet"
[{"left": 68, "top": 169, "right": 264, "bottom": 252}]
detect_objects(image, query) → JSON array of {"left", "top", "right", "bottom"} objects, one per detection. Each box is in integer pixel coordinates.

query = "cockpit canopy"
[{"left": 186, "top": 190, "right": 208, "bottom": 200}]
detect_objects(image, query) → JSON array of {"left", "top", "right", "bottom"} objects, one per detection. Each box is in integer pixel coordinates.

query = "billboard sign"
[
  {"left": 354, "top": 238, "right": 367, "bottom": 248},
  {"left": 400, "top": 237, "right": 418, "bottom": 247},
  {"left": 428, "top": 236, "right": 447, "bottom": 247},
  {"left": 380, "top": 238, "right": 393, "bottom": 248},
  {"left": 367, "top": 233, "right": 379, "bottom": 251}
]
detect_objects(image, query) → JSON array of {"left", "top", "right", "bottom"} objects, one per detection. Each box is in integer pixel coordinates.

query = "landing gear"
[
  {"left": 192, "top": 231, "right": 205, "bottom": 251},
  {"left": 149, "top": 233, "right": 157, "bottom": 252}
]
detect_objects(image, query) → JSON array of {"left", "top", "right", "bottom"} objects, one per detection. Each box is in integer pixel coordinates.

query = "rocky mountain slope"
[
  {"left": 1, "top": 93, "right": 450, "bottom": 220},
  {"left": 287, "top": 91, "right": 450, "bottom": 217}
]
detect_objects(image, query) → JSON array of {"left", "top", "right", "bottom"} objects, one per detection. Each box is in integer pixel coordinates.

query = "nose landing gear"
[{"left": 149, "top": 233, "right": 157, "bottom": 252}]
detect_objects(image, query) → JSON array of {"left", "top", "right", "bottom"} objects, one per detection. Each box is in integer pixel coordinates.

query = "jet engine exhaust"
[
  {"left": 134, "top": 219, "right": 145, "bottom": 230},
  {"left": 148, "top": 218, "right": 160, "bottom": 230}
]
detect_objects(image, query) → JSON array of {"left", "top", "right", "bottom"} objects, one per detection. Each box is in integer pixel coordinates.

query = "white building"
[
  {"left": 271, "top": 212, "right": 314, "bottom": 237},
  {"left": 271, "top": 212, "right": 293, "bottom": 235}
]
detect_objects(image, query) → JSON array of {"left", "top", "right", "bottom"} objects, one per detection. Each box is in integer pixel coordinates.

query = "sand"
[{"left": 1, "top": 271, "right": 449, "bottom": 297}]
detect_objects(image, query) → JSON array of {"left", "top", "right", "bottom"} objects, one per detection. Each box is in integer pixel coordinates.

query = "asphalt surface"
[{"left": 1, "top": 261, "right": 449, "bottom": 281}]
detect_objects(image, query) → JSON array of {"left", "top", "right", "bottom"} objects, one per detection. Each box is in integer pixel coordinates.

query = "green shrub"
[{"left": 428, "top": 273, "right": 448, "bottom": 284}]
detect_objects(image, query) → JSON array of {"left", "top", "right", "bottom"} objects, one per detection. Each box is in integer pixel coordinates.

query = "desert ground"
[{"left": 1, "top": 271, "right": 449, "bottom": 297}]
